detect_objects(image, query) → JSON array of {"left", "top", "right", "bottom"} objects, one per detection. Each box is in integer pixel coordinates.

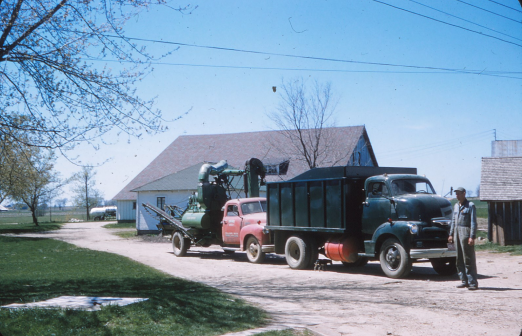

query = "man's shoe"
[
  {"left": 456, "top": 283, "right": 469, "bottom": 288},
  {"left": 468, "top": 286, "right": 478, "bottom": 291}
]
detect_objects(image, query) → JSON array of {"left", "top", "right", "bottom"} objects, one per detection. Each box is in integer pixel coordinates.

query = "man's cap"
[{"left": 454, "top": 187, "right": 466, "bottom": 193}]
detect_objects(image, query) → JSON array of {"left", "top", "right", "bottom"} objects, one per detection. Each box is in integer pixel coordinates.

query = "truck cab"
[
  {"left": 221, "top": 197, "right": 270, "bottom": 263},
  {"left": 362, "top": 174, "right": 455, "bottom": 277}
]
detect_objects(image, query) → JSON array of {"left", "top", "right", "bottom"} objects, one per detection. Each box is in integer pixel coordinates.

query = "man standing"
[{"left": 448, "top": 187, "right": 478, "bottom": 290}]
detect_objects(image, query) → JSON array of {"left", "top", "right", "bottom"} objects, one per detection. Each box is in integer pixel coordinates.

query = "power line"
[
  {"left": 406, "top": 0, "right": 522, "bottom": 42},
  {"left": 455, "top": 0, "right": 522, "bottom": 23},
  {"left": 485, "top": 0, "right": 522, "bottom": 14},
  {"left": 89, "top": 58, "right": 522, "bottom": 78},
  {"left": 370, "top": 0, "right": 522, "bottom": 48},
  {"left": 81, "top": 33, "right": 520, "bottom": 80},
  {"left": 378, "top": 130, "right": 494, "bottom": 161}
]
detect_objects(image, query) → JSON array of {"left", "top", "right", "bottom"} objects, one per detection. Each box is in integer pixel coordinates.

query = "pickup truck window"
[
  {"left": 241, "top": 201, "right": 267, "bottom": 215},
  {"left": 391, "top": 179, "right": 435, "bottom": 196},
  {"left": 226, "top": 205, "right": 239, "bottom": 216}
]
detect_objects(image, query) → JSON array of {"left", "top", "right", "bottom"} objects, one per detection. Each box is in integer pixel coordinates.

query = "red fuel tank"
[{"left": 324, "top": 236, "right": 359, "bottom": 263}]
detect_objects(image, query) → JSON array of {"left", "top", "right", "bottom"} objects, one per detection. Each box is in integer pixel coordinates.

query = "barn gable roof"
[
  {"left": 131, "top": 163, "right": 203, "bottom": 192},
  {"left": 480, "top": 157, "right": 522, "bottom": 201},
  {"left": 113, "top": 126, "right": 376, "bottom": 200}
]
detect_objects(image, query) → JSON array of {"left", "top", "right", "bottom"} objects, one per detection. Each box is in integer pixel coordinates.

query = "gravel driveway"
[{"left": 10, "top": 222, "right": 522, "bottom": 336}]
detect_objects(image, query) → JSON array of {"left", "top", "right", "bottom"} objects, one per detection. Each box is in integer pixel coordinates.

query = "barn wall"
[
  {"left": 488, "top": 201, "right": 522, "bottom": 245},
  {"left": 116, "top": 200, "right": 136, "bottom": 222},
  {"left": 348, "top": 135, "right": 376, "bottom": 167},
  {"left": 491, "top": 140, "right": 522, "bottom": 157},
  {"left": 136, "top": 190, "right": 193, "bottom": 233}
]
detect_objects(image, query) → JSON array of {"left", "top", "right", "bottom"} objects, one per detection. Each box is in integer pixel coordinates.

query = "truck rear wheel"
[
  {"left": 246, "top": 236, "right": 265, "bottom": 264},
  {"left": 430, "top": 257, "right": 457, "bottom": 276},
  {"left": 285, "top": 236, "right": 311, "bottom": 270},
  {"left": 379, "top": 238, "right": 411, "bottom": 278},
  {"left": 172, "top": 232, "right": 190, "bottom": 257}
]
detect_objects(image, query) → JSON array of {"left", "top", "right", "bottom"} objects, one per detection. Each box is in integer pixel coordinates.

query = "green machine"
[{"left": 180, "top": 158, "right": 265, "bottom": 245}]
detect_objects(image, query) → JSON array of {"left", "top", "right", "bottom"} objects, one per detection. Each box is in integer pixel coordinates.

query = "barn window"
[{"left": 157, "top": 197, "right": 165, "bottom": 210}]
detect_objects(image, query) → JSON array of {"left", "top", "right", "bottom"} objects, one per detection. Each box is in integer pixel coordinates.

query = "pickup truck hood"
[{"left": 394, "top": 194, "right": 452, "bottom": 223}]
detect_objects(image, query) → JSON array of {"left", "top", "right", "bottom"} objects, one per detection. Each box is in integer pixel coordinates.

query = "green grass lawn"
[
  {"left": 0, "top": 233, "right": 266, "bottom": 335},
  {"left": 0, "top": 222, "right": 64, "bottom": 234},
  {"left": 103, "top": 222, "right": 135, "bottom": 229}
]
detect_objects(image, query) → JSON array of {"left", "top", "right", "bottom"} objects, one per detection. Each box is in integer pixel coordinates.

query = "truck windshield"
[
  {"left": 391, "top": 179, "right": 436, "bottom": 196},
  {"left": 241, "top": 201, "right": 267, "bottom": 215}
]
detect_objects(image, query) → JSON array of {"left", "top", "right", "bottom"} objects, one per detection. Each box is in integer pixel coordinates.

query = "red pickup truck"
[{"left": 221, "top": 197, "right": 272, "bottom": 263}]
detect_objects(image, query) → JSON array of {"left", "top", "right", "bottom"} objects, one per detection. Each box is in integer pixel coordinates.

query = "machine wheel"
[
  {"left": 245, "top": 236, "right": 265, "bottom": 264},
  {"left": 430, "top": 257, "right": 457, "bottom": 276},
  {"left": 285, "top": 236, "right": 312, "bottom": 270},
  {"left": 379, "top": 238, "right": 411, "bottom": 278},
  {"left": 342, "top": 256, "right": 369, "bottom": 268},
  {"left": 172, "top": 232, "right": 190, "bottom": 257}
]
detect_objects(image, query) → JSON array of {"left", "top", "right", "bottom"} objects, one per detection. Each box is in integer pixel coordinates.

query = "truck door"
[
  {"left": 361, "top": 182, "right": 393, "bottom": 235},
  {"left": 222, "top": 203, "right": 241, "bottom": 245}
]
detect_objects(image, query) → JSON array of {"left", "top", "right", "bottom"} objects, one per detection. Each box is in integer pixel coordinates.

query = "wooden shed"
[{"left": 480, "top": 157, "right": 522, "bottom": 245}]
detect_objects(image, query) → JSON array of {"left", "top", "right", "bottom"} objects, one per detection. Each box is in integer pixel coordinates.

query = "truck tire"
[
  {"left": 285, "top": 236, "right": 311, "bottom": 270},
  {"left": 245, "top": 236, "right": 265, "bottom": 264},
  {"left": 172, "top": 232, "right": 190, "bottom": 257},
  {"left": 430, "top": 257, "right": 457, "bottom": 276},
  {"left": 379, "top": 238, "right": 411, "bottom": 278}
]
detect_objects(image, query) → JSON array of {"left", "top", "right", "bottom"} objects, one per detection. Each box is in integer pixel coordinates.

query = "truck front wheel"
[
  {"left": 285, "top": 236, "right": 311, "bottom": 270},
  {"left": 379, "top": 238, "right": 411, "bottom": 278},
  {"left": 246, "top": 236, "right": 265, "bottom": 264},
  {"left": 430, "top": 257, "right": 457, "bottom": 276},
  {"left": 172, "top": 232, "right": 190, "bottom": 257}
]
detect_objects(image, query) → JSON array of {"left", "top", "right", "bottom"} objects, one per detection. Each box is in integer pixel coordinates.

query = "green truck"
[{"left": 265, "top": 166, "right": 456, "bottom": 278}]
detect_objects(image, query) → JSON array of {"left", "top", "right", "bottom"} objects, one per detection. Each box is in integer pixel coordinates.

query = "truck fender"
[
  {"left": 239, "top": 225, "right": 267, "bottom": 250},
  {"left": 371, "top": 221, "right": 413, "bottom": 255}
]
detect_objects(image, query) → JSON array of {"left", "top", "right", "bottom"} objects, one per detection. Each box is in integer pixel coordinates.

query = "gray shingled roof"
[
  {"left": 113, "top": 126, "right": 374, "bottom": 200},
  {"left": 480, "top": 157, "right": 522, "bottom": 201},
  {"left": 131, "top": 163, "right": 203, "bottom": 192}
]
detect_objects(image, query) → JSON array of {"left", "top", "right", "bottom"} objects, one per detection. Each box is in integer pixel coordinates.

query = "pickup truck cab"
[{"left": 221, "top": 197, "right": 272, "bottom": 263}]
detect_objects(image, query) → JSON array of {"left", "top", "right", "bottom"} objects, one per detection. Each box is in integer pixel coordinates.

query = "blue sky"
[{"left": 56, "top": 0, "right": 522, "bottom": 201}]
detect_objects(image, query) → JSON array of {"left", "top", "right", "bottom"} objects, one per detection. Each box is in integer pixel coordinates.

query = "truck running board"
[{"left": 142, "top": 203, "right": 195, "bottom": 241}]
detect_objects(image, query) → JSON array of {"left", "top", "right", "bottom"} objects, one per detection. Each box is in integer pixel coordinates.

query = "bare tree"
[
  {"left": 268, "top": 78, "right": 344, "bottom": 169},
  {"left": 0, "top": 1, "right": 193, "bottom": 151},
  {"left": 71, "top": 166, "right": 103, "bottom": 220}
]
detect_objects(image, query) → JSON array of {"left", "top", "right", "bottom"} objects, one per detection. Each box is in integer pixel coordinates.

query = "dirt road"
[{"left": 10, "top": 222, "right": 522, "bottom": 336}]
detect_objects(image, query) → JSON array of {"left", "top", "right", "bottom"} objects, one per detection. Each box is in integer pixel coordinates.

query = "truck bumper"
[{"left": 410, "top": 248, "right": 457, "bottom": 259}]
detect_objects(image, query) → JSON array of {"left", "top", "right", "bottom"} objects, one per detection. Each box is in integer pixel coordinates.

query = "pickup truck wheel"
[
  {"left": 285, "top": 236, "right": 311, "bottom": 270},
  {"left": 172, "top": 232, "right": 190, "bottom": 257},
  {"left": 379, "top": 238, "right": 411, "bottom": 278},
  {"left": 430, "top": 257, "right": 457, "bottom": 276},
  {"left": 246, "top": 236, "right": 265, "bottom": 263}
]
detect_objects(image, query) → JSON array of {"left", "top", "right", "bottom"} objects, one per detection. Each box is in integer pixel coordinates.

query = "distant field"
[
  {"left": 450, "top": 198, "right": 488, "bottom": 219},
  {"left": 0, "top": 207, "right": 91, "bottom": 224}
]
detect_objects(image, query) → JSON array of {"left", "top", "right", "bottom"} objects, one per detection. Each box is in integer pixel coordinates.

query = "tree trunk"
[{"left": 30, "top": 207, "right": 39, "bottom": 226}]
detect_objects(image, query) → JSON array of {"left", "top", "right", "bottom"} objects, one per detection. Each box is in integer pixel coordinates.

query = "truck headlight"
[{"left": 408, "top": 224, "right": 419, "bottom": 234}]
